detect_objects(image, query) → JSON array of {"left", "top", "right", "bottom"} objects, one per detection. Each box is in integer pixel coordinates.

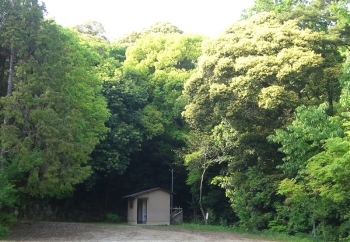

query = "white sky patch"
[{"left": 42, "top": 0, "right": 255, "bottom": 41}]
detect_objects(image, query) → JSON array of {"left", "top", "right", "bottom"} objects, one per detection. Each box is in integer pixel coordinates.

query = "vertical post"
[{"left": 170, "top": 168, "right": 173, "bottom": 218}]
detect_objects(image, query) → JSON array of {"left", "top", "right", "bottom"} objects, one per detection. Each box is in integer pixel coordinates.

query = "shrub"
[
  {"left": 106, "top": 213, "right": 121, "bottom": 223},
  {"left": 0, "top": 212, "right": 16, "bottom": 238}
]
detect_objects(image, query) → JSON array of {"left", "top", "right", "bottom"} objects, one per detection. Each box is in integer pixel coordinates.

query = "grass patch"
[
  {"left": 171, "top": 223, "right": 318, "bottom": 242},
  {"left": 175, "top": 223, "right": 243, "bottom": 232},
  {"left": 73, "top": 221, "right": 129, "bottom": 227}
]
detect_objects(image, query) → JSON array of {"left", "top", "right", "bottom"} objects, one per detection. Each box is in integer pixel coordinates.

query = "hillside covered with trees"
[{"left": 1, "top": 0, "right": 350, "bottom": 240}]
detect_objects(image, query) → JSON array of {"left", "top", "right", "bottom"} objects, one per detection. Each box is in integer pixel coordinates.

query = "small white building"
[{"left": 123, "top": 187, "right": 174, "bottom": 225}]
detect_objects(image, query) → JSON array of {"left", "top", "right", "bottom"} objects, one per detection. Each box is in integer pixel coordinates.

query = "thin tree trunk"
[
  {"left": 312, "top": 213, "right": 317, "bottom": 238},
  {"left": 6, "top": 47, "right": 14, "bottom": 97},
  {"left": 199, "top": 166, "right": 207, "bottom": 225},
  {"left": 1, "top": 47, "right": 15, "bottom": 167}
]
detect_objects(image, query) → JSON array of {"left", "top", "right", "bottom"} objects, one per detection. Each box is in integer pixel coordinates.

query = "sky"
[{"left": 42, "top": 0, "right": 255, "bottom": 41}]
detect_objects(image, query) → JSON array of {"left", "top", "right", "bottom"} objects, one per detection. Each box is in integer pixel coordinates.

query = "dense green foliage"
[
  {"left": 1, "top": 0, "right": 350, "bottom": 241},
  {"left": 0, "top": 0, "right": 109, "bottom": 230}
]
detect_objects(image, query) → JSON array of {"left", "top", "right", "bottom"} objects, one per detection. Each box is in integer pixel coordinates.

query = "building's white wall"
[
  {"left": 147, "top": 190, "right": 170, "bottom": 225},
  {"left": 126, "top": 190, "right": 170, "bottom": 225}
]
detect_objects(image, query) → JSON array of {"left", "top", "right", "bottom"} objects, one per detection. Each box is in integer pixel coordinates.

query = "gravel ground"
[{"left": 3, "top": 221, "right": 275, "bottom": 242}]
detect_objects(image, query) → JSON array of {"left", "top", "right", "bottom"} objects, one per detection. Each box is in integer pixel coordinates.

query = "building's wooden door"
[{"left": 137, "top": 198, "right": 147, "bottom": 224}]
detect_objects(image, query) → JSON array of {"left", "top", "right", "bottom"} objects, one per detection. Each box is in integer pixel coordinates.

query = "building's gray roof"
[{"left": 123, "top": 187, "right": 175, "bottom": 198}]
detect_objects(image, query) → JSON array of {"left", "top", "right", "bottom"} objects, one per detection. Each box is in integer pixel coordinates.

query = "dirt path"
[{"left": 3, "top": 221, "right": 275, "bottom": 242}]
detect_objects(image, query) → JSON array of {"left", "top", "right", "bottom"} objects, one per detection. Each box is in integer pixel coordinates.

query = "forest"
[{"left": 1, "top": 0, "right": 350, "bottom": 240}]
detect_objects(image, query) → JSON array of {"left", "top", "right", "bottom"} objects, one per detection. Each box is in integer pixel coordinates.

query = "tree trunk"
[
  {"left": 6, "top": 47, "right": 14, "bottom": 97},
  {"left": 199, "top": 166, "right": 207, "bottom": 225},
  {"left": 312, "top": 214, "right": 316, "bottom": 238}
]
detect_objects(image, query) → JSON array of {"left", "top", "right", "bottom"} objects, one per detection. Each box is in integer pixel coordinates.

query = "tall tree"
[
  {"left": 182, "top": 127, "right": 236, "bottom": 224},
  {"left": 0, "top": 18, "right": 109, "bottom": 199},
  {"left": 0, "top": 0, "right": 45, "bottom": 229},
  {"left": 0, "top": 0, "right": 45, "bottom": 136},
  {"left": 182, "top": 12, "right": 343, "bottom": 230},
  {"left": 242, "top": 0, "right": 350, "bottom": 236},
  {"left": 269, "top": 51, "right": 350, "bottom": 239}
]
